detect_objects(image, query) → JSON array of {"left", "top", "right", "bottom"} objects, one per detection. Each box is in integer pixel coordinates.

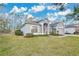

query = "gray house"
[
  {"left": 21, "top": 18, "right": 65, "bottom": 36},
  {"left": 65, "top": 23, "right": 79, "bottom": 34},
  {"left": 65, "top": 24, "right": 76, "bottom": 34}
]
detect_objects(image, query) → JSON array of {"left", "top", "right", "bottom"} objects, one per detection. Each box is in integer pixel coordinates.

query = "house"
[
  {"left": 50, "top": 21, "right": 65, "bottom": 35},
  {"left": 21, "top": 17, "right": 65, "bottom": 36},
  {"left": 65, "top": 25, "right": 76, "bottom": 34},
  {"left": 74, "top": 23, "right": 79, "bottom": 33},
  {"left": 65, "top": 23, "right": 79, "bottom": 34}
]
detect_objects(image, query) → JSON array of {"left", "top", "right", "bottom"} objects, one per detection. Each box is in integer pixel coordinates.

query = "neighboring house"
[
  {"left": 65, "top": 23, "right": 79, "bottom": 34},
  {"left": 21, "top": 18, "right": 65, "bottom": 36},
  {"left": 74, "top": 23, "right": 79, "bottom": 33},
  {"left": 65, "top": 25, "right": 76, "bottom": 34}
]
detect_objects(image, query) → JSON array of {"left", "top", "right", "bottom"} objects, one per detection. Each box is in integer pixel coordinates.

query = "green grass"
[{"left": 0, "top": 34, "right": 79, "bottom": 56}]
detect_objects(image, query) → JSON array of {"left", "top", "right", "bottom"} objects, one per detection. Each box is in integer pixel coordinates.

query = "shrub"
[
  {"left": 24, "top": 33, "right": 34, "bottom": 38},
  {"left": 15, "top": 30, "right": 23, "bottom": 36},
  {"left": 74, "top": 31, "right": 79, "bottom": 34},
  {"left": 50, "top": 32, "right": 59, "bottom": 36}
]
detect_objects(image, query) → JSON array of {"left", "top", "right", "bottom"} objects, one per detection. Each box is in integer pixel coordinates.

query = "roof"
[
  {"left": 20, "top": 18, "right": 40, "bottom": 29},
  {"left": 38, "top": 18, "right": 50, "bottom": 22},
  {"left": 20, "top": 20, "right": 39, "bottom": 28},
  {"left": 24, "top": 17, "right": 40, "bottom": 25},
  {"left": 50, "top": 21, "right": 64, "bottom": 27},
  {"left": 22, "top": 17, "right": 51, "bottom": 27},
  {"left": 65, "top": 25, "right": 76, "bottom": 28},
  {"left": 65, "top": 23, "right": 79, "bottom": 28},
  {"left": 25, "top": 20, "right": 39, "bottom": 25}
]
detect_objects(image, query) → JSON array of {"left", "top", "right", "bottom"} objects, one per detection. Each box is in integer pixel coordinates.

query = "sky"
[{"left": 0, "top": 3, "right": 78, "bottom": 24}]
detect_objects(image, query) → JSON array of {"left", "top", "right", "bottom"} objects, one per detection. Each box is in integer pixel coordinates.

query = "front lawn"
[{"left": 0, "top": 34, "right": 79, "bottom": 56}]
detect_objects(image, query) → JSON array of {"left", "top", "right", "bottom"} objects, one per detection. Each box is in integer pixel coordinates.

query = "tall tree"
[
  {"left": 54, "top": 3, "right": 66, "bottom": 11},
  {"left": 73, "top": 5, "right": 79, "bottom": 20}
]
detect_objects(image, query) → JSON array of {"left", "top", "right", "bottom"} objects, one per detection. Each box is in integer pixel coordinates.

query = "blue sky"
[{"left": 0, "top": 3, "right": 77, "bottom": 22}]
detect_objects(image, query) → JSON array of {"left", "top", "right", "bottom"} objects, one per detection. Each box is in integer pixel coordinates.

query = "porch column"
[
  {"left": 42, "top": 23, "right": 44, "bottom": 35},
  {"left": 48, "top": 24, "right": 50, "bottom": 34},
  {"left": 37, "top": 26, "right": 41, "bottom": 33},
  {"left": 37, "top": 26, "right": 39, "bottom": 33}
]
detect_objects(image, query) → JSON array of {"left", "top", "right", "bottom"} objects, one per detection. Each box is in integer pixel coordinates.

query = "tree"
[
  {"left": 8, "top": 12, "right": 24, "bottom": 30},
  {"left": 0, "top": 3, "right": 5, "bottom": 12},
  {"left": 0, "top": 4, "right": 11, "bottom": 33},
  {"left": 0, "top": 18, "right": 9, "bottom": 32},
  {"left": 54, "top": 3, "right": 66, "bottom": 11},
  {"left": 73, "top": 6, "right": 79, "bottom": 20}
]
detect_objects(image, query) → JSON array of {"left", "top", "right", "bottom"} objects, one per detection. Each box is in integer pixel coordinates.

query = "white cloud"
[
  {"left": 24, "top": 12, "right": 28, "bottom": 15},
  {"left": 47, "top": 13, "right": 57, "bottom": 21},
  {"left": 10, "top": 6, "right": 27, "bottom": 13},
  {"left": 55, "top": 9, "right": 73, "bottom": 16},
  {"left": 47, "top": 3, "right": 68, "bottom": 10},
  {"left": 47, "top": 5, "right": 60, "bottom": 10},
  {"left": 27, "top": 14, "right": 34, "bottom": 19},
  {"left": 47, "top": 13, "right": 54, "bottom": 16},
  {"left": 47, "top": 12, "right": 58, "bottom": 17},
  {"left": 54, "top": 13, "right": 58, "bottom": 16},
  {"left": 29, "top": 5, "right": 45, "bottom": 13},
  {"left": 10, "top": 6, "right": 19, "bottom": 13},
  {"left": 20, "top": 7, "right": 27, "bottom": 12},
  {"left": 48, "top": 17, "right": 56, "bottom": 21}
]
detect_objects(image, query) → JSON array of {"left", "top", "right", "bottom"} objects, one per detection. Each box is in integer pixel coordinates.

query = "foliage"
[
  {"left": 50, "top": 31, "right": 59, "bottom": 36},
  {"left": 72, "top": 5, "right": 79, "bottom": 20},
  {"left": 74, "top": 6, "right": 79, "bottom": 15},
  {"left": 54, "top": 3, "right": 66, "bottom": 11},
  {"left": 15, "top": 30, "right": 23, "bottom": 36},
  {"left": 0, "top": 18, "right": 11, "bottom": 32},
  {"left": 0, "top": 3, "right": 5, "bottom": 10},
  {"left": 74, "top": 31, "right": 79, "bottom": 34}
]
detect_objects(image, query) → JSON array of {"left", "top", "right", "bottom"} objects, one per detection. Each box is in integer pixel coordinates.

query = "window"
[{"left": 43, "top": 23, "right": 48, "bottom": 33}]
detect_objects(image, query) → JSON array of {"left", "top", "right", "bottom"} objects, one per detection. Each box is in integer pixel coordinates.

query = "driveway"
[{"left": 65, "top": 34, "right": 79, "bottom": 37}]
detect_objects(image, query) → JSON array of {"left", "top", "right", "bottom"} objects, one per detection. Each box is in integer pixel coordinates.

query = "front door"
[{"left": 43, "top": 23, "right": 48, "bottom": 34}]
